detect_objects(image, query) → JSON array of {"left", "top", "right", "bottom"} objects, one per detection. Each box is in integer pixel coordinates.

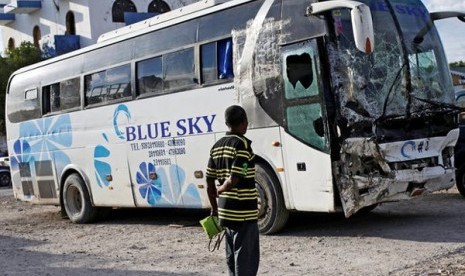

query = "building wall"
[
  {"left": 1, "top": 0, "right": 197, "bottom": 51},
  {"left": 88, "top": 0, "right": 196, "bottom": 46}
]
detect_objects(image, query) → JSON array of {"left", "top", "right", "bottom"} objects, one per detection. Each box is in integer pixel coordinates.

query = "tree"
[
  {"left": 0, "top": 42, "right": 42, "bottom": 136},
  {"left": 450, "top": 60, "right": 465, "bottom": 68}
]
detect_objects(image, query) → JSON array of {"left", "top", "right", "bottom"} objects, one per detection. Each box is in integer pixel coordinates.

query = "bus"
[{"left": 5, "top": 0, "right": 465, "bottom": 234}]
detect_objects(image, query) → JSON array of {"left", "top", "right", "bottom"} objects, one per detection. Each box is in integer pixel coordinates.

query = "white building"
[{"left": 0, "top": 0, "right": 197, "bottom": 56}]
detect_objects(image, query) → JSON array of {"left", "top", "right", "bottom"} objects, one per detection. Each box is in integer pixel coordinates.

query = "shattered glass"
[{"left": 330, "top": 0, "right": 454, "bottom": 132}]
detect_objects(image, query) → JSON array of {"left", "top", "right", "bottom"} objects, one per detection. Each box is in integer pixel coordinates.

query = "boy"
[{"left": 206, "top": 105, "right": 259, "bottom": 276}]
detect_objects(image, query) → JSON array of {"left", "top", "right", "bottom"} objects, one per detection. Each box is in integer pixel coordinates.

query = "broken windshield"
[{"left": 330, "top": 0, "right": 454, "bottom": 127}]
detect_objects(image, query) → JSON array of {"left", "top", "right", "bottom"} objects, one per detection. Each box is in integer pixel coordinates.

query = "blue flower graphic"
[
  {"left": 136, "top": 162, "right": 162, "bottom": 206},
  {"left": 10, "top": 139, "right": 32, "bottom": 171},
  {"left": 18, "top": 115, "right": 72, "bottom": 173},
  {"left": 136, "top": 162, "right": 201, "bottom": 207}
]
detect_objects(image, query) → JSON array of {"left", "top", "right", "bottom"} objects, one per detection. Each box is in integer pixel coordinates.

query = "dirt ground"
[{"left": 1, "top": 187, "right": 465, "bottom": 276}]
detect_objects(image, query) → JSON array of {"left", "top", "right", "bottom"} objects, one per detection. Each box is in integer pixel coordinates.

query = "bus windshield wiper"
[
  {"left": 411, "top": 95, "right": 463, "bottom": 114},
  {"left": 376, "top": 62, "right": 406, "bottom": 123}
]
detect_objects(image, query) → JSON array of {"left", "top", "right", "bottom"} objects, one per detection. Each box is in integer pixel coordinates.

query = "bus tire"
[
  {"left": 456, "top": 165, "right": 465, "bottom": 198},
  {"left": 63, "top": 173, "right": 98, "bottom": 223},
  {"left": 255, "top": 163, "right": 289, "bottom": 235}
]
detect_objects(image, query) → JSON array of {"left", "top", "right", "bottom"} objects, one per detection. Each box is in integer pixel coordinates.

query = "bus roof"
[{"left": 11, "top": 0, "right": 254, "bottom": 77}]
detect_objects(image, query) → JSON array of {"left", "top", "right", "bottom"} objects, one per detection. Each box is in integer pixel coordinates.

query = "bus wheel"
[
  {"left": 255, "top": 163, "right": 289, "bottom": 235},
  {"left": 456, "top": 165, "right": 465, "bottom": 198},
  {"left": 63, "top": 173, "right": 98, "bottom": 223}
]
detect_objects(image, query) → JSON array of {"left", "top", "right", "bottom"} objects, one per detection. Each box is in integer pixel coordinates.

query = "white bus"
[{"left": 5, "top": 0, "right": 465, "bottom": 234}]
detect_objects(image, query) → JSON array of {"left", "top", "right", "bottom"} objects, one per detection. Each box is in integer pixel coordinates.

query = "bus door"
[{"left": 280, "top": 40, "right": 334, "bottom": 212}]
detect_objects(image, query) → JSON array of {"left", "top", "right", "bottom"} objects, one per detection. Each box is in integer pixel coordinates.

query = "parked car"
[
  {"left": 0, "top": 157, "right": 11, "bottom": 187},
  {"left": 454, "top": 89, "right": 465, "bottom": 197}
]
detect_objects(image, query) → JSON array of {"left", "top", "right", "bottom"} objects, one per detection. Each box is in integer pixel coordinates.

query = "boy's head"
[{"left": 225, "top": 105, "right": 248, "bottom": 134}]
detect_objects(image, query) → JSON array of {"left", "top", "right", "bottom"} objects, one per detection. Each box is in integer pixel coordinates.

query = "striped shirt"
[{"left": 206, "top": 133, "right": 257, "bottom": 228}]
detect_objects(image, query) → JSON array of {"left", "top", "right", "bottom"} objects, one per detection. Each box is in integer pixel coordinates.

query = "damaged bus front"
[
  {"left": 240, "top": 0, "right": 464, "bottom": 222},
  {"left": 327, "top": 0, "right": 462, "bottom": 216}
]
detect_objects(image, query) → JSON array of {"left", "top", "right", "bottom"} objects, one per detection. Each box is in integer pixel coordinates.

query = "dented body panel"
[{"left": 338, "top": 129, "right": 458, "bottom": 216}]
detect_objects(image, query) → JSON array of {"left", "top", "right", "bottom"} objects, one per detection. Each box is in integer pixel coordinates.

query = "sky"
[{"left": 0, "top": 0, "right": 464, "bottom": 62}]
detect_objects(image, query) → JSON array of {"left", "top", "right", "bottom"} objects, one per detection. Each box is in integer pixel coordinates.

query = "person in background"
[{"left": 206, "top": 105, "right": 259, "bottom": 276}]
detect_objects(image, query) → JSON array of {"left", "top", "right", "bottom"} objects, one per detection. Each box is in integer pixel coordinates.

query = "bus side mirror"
[
  {"left": 308, "top": 0, "right": 375, "bottom": 54},
  {"left": 413, "top": 11, "right": 465, "bottom": 45}
]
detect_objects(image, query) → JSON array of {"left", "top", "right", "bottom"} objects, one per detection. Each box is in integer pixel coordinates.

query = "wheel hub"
[{"left": 255, "top": 181, "right": 267, "bottom": 218}]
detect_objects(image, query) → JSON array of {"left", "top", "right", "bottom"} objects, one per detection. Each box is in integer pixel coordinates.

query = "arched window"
[
  {"left": 66, "top": 11, "right": 76, "bottom": 35},
  {"left": 33, "top": 25, "right": 41, "bottom": 48},
  {"left": 7, "top": 38, "right": 15, "bottom": 50},
  {"left": 112, "top": 0, "right": 137, "bottom": 23},
  {"left": 148, "top": 0, "right": 170, "bottom": 14}
]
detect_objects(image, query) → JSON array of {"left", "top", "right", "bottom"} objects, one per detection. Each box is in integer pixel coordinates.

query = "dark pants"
[{"left": 225, "top": 221, "right": 260, "bottom": 276}]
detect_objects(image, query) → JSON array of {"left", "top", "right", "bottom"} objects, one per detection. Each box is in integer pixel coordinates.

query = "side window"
[
  {"left": 23, "top": 88, "right": 40, "bottom": 120},
  {"left": 25, "top": 88, "right": 38, "bottom": 100},
  {"left": 85, "top": 64, "right": 131, "bottom": 106},
  {"left": 137, "top": 56, "right": 163, "bottom": 96},
  {"left": 282, "top": 41, "right": 328, "bottom": 152},
  {"left": 7, "top": 81, "right": 41, "bottom": 123},
  {"left": 200, "top": 38, "right": 234, "bottom": 84},
  {"left": 201, "top": 42, "right": 217, "bottom": 83},
  {"left": 163, "top": 48, "right": 196, "bottom": 91},
  {"left": 106, "top": 65, "right": 132, "bottom": 100},
  {"left": 42, "top": 83, "right": 59, "bottom": 114},
  {"left": 42, "top": 78, "right": 80, "bottom": 115},
  {"left": 60, "top": 78, "right": 81, "bottom": 110},
  {"left": 85, "top": 71, "right": 105, "bottom": 105}
]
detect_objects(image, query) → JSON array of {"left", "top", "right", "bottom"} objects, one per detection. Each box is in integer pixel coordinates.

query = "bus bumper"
[{"left": 337, "top": 129, "right": 458, "bottom": 217}]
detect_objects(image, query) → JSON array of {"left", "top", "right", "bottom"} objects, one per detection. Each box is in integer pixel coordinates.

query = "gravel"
[{"left": 1, "top": 187, "right": 464, "bottom": 275}]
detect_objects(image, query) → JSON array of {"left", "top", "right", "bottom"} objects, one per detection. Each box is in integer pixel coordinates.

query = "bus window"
[
  {"left": 7, "top": 84, "right": 41, "bottom": 123},
  {"left": 284, "top": 50, "right": 318, "bottom": 99},
  {"left": 85, "top": 64, "right": 131, "bottom": 106},
  {"left": 42, "top": 83, "right": 59, "bottom": 114},
  {"left": 42, "top": 78, "right": 80, "bottom": 115},
  {"left": 85, "top": 71, "right": 105, "bottom": 105},
  {"left": 201, "top": 38, "right": 234, "bottom": 84},
  {"left": 60, "top": 78, "right": 81, "bottom": 110},
  {"left": 25, "top": 88, "right": 38, "bottom": 100},
  {"left": 136, "top": 56, "right": 163, "bottom": 96},
  {"left": 163, "top": 48, "right": 196, "bottom": 91},
  {"left": 201, "top": 42, "right": 217, "bottom": 84},
  {"left": 23, "top": 88, "right": 40, "bottom": 120},
  {"left": 282, "top": 42, "right": 327, "bottom": 151},
  {"left": 286, "top": 104, "right": 326, "bottom": 150},
  {"left": 218, "top": 38, "right": 233, "bottom": 79},
  {"left": 106, "top": 65, "right": 132, "bottom": 100}
]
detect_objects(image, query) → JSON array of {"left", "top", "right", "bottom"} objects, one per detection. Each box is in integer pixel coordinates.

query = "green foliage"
[
  {"left": 450, "top": 60, "right": 465, "bottom": 68},
  {"left": 0, "top": 41, "right": 42, "bottom": 136}
]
